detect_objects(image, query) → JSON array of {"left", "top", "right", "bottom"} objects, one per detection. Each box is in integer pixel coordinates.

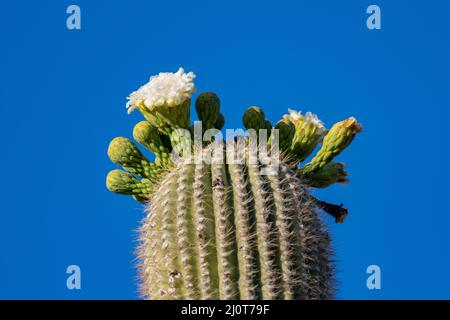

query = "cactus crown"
[{"left": 106, "top": 68, "right": 361, "bottom": 299}]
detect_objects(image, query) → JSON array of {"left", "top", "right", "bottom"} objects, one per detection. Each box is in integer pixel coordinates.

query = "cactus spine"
[{"left": 107, "top": 68, "right": 361, "bottom": 300}]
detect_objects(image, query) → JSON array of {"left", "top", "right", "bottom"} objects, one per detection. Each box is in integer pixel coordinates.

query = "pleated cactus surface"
[{"left": 106, "top": 68, "right": 361, "bottom": 300}]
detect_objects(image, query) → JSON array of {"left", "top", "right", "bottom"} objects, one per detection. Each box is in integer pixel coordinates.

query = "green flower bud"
[
  {"left": 270, "top": 118, "right": 295, "bottom": 154},
  {"left": 195, "top": 92, "right": 221, "bottom": 130},
  {"left": 302, "top": 117, "right": 362, "bottom": 175},
  {"left": 304, "top": 162, "right": 348, "bottom": 188},
  {"left": 106, "top": 169, "right": 152, "bottom": 196},
  {"left": 243, "top": 106, "right": 272, "bottom": 132},
  {"left": 284, "top": 110, "right": 327, "bottom": 164},
  {"left": 214, "top": 113, "right": 225, "bottom": 130},
  {"left": 133, "top": 121, "right": 171, "bottom": 166},
  {"left": 107, "top": 137, "right": 162, "bottom": 180}
]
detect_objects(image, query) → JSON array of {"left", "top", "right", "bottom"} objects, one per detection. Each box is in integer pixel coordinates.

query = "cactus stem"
[
  {"left": 211, "top": 142, "right": 240, "bottom": 299},
  {"left": 140, "top": 192, "right": 164, "bottom": 299},
  {"left": 290, "top": 177, "right": 337, "bottom": 298},
  {"left": 298, "top": 196, "right": 322, "bottom": 299},
  {"left": 227, "top": 139, "right": 262, "bottom": 300},
  {"left": 193, "top": 158, "right": 220, "bottom": 299},
  {"left": 267, "top": 165, "right": 304, "bottom": 299},
  {"left": 160, "top": 172, "right": 185, "bottom": 299},
  {"left": 247, "top": 148, "right": 284, "bottom": 299},
  {"left": 176, "top": 164, "right": 201, "bottom": 299},
  {"left": 109, "top": 72, "right": 360, "bottom": 300},
  {"left": 317, "top": 226, "right": 335, "bottom": 299}
]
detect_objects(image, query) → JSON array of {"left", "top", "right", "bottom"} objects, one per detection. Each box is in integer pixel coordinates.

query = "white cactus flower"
[
  {"left": 285, "top": 109, "right": 326, "bottom": 136},
  {"left": 287, "top": 108, "right": 302, "bottom": 121},
  {"left": 126, "top": 67, "right": 196, "bottom": 114},
  {"left": 304, "top": 111, "right": 326, "bottom": 135}
]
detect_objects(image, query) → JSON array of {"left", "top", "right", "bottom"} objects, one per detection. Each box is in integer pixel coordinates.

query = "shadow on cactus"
[{"left": 106, "top": 68, "right": 362, "bottom": 300}]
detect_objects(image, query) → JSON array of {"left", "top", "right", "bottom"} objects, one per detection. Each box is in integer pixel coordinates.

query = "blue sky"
[{"left": 0, "top": 0, "right": 449, "bottom": 299}]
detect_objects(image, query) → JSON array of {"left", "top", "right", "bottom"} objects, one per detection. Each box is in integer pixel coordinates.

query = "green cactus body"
[
  {"left": 133, "top": 141, "right": 332, "bottom": 300},
  {"left": 109, "top": 69, "right": 361, "bottom": 300}
]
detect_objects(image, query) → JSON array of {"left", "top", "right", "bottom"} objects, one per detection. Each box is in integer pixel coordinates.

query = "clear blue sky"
[{"left": 1, "top": 0, "right": 449, "bottom": 299}]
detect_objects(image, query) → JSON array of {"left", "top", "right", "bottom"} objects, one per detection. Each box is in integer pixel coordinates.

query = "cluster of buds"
[
  {"left": 107, "top": 67, "right": 362, "bottom": 208},
  {"left": 105, "top": 68, "right": 364, "bottom": 301}
]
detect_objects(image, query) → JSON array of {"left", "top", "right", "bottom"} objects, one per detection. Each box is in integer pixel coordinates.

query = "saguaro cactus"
[{"left": 106, "top": 68, "right": 361, "bottom": 300}]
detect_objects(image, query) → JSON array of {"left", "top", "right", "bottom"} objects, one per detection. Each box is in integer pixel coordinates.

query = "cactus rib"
[
  {"left": 247, "top": 146, "right": 284, "bottom": 299},
  {"left": 175, "top": 164, "right": 201, "bottom": 299},
  {"left": 192, "top": 157, "right": 220, "bottom": 299},
  {"left": 211, "top": 142, "right": 240, "bottom": 299},
  {"left": 227, "top": 138, "right": 262, "bottom": 299}
]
